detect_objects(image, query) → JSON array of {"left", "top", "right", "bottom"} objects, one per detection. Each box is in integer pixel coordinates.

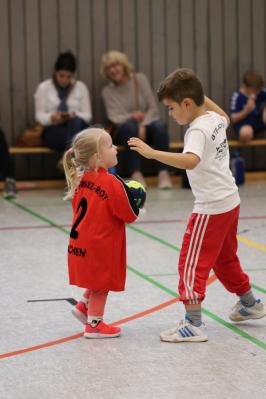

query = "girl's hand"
[{"left": 128, "top": 137, "right": 155, "bottom": 159}]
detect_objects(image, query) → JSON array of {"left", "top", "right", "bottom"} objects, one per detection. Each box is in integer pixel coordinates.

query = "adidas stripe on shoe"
[{"left": 160, "top": 319, "right": 208, "bottom": 343}]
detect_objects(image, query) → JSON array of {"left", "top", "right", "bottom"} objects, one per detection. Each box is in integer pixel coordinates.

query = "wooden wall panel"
[
  {"left": 0, "top": 0, "right": 266, "bottom": 146},
  {"left": 25, "top": 0, "right": 41, "bottom": 125},
  {"left": 252, "top": 0, "right": 265, "bottom": 74},
  {"left": 224, "top": 0, "right": 238, "bottom": 113},
  {"left": 58, "top": 0, "right": 77, "bottom": 53},
  {"left": 39, "top": 0, "right": 59, "bottom": 79},
  {"left": 0, "top": 0, "right": 12, "bottom": 143},
  {"left": 9, "top": 0, "right": 27, "bottom": 141}
]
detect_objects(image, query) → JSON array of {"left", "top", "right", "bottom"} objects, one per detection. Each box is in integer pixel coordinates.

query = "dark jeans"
[
  {"left": 0, "top": 128, "right": 14, "bottom": 179},
  {"left": 42, "top": 117, "right": 88, "bottom": 152},
  {"left": 114, "top": 120, "right": 170, "bottom": 174}
]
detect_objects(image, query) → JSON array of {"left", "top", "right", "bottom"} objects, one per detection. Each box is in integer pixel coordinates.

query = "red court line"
[{"left": 0, "top": 275, "right": 217, "bottom": 360}]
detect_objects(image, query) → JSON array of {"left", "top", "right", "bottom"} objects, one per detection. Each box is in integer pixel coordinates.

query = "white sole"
[
  {"left": 229, "top": 312, "right": 266, "bottom": 322},
  {"left": 71, "top": 308, "right": 87, "bottom": 325},
  {"left": 84, "top": 332, "right": 121, "bottom": 339},
  {"left": 160, "top": 335, "right": 208, "bottom": 343}
]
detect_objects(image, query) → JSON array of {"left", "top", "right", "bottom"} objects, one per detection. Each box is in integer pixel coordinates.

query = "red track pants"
[{"left": 178, "top": 205, "right": 251, "bottom": 304}]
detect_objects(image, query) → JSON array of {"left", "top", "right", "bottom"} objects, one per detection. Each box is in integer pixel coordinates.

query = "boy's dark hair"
[
  {"left": 242, "top": 70, "right": 264, "bottom": 90},
  {"left": 54, "top": 51, "right": 76, "bottom": 73},
  {"left": 157, "top": 68, "right": 204, "bottom": 106}
]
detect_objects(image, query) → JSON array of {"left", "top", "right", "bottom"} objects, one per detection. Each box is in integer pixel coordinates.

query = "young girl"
[{"left": 63, "top": 128, "right": 139, "bottom": 338}]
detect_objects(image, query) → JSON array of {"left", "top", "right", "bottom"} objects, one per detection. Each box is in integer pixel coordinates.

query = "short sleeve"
[
  {"left": 183, "top": 129, "right": 206, "bottom": 160},
  {"left": 110, "top": 175, "right": 139, "bottom": 223},
  {"left": 230, "top": 91, "right": 241, "bottom": 114}
]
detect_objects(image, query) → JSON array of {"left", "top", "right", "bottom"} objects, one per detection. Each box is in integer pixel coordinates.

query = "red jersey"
[{"left": 68, "top": 168, "right": 138, "bottom": 291}]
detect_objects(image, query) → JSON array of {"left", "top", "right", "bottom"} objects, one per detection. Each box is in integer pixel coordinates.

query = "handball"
[{"left": 125, "top": 179, "right": 146, "bottom": 208}]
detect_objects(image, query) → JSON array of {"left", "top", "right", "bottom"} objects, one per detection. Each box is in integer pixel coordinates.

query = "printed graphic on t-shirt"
[{"left": 215, "top": 138, "right": 228, "bottom": 160}]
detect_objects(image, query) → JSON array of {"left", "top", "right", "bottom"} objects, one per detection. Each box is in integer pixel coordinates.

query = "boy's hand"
[
  {"left": 245, "top": 96, "right": 256, "bottom": 113},
  {"left": 128, "top": 137, "right": 154, "bottom": 159}
]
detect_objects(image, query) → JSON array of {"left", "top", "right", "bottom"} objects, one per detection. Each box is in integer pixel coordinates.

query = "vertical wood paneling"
[
  {"left": 77, "top": 0, "right": 93, "bottom": 89},
  {"left": 136, "top": 0, "right": 152, "bottom": 77},
  {"left": 10, "top": 0, "right": 27, "bottom": 141},
  {"left": 25, "top": 0, "right": 41, "bottom": 125},
  {"left": 209, "top": 0, "right": 224, "bottom": 105},
  {"left": 180, "top": 0, "right": 194, "bottom": 69},
  {"left": 195, "top": 0, "right": 209, "bottom": 93},
  {"left": 165, "top": 0, "right": 181, "bottom": 139},
  {"left": 121, "top": 0, "right": 136, "bottom": 66},
  {"left": 106, "top": 0, "right": 122, "bottom": 50},
  {"left": 58, "top": 0, "right": 77, "bottom": 53},
  {"left": 0, "top": 0, "right": 12, "bottom": 142},
  {"left": 224, "top": 0, "right": 238, "bottom": 112},
  {"left": 237, "top": 0, "right": 252, "bottom": 78},
  {"left": 252, "top": 0, "right": 265, "bottom": 74},
  {"left": 91, "top": 0, "right": 107, "bottom": 122},
  {"left": 1, "top": 0, "right": 266, "bottom": 146},
  {"left": 40, "top": 0, "right": 59, "bottom": 79}
]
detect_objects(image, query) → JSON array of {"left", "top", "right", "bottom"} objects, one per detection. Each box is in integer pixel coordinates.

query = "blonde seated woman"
[{"left": 100, "top": 50, "right": 172, "bottom": 189}]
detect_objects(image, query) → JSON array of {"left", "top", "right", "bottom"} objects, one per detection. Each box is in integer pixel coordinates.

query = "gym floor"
[{"left": 1, "top": 181, "right": 266, "bottom": 399}]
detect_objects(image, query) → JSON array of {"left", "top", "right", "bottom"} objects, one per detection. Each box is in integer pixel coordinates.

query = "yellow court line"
[{"left": 237, "top": 235, "right": 266, "bottom": 252}]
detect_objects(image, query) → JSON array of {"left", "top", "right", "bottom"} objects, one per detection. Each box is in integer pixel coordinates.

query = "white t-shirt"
[
  {"left": 183, "top": 111, "right": 240, "bottom": 214},
  {"left": 34, "top": 79, "right": 92, "bottom": 126}
]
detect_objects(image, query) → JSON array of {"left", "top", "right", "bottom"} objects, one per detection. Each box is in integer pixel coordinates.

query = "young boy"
[
  {"left": 230, "top": 70, "right": 266, "bottom": 143},
  {"left": 128, "top": 68, "right": 266, "bottom": 343}
]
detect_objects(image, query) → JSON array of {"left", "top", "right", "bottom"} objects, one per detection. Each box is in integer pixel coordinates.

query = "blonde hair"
[
  {"left": 100, "top": 50, "right": 133, "bottom": 80},
  {"left": 63, "top": 128, "right": 106, "bottom": 200}
]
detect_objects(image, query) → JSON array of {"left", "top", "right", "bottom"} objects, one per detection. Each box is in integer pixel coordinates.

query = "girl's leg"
[
  {"left": 72, "top": 289, "right": 92, "bottom": 325},
  {"left": 85, "top": 290, "right": 121, "bottom": 338},
  {"left": 87, "top": 290, "right": 108, "bottom": 320}
]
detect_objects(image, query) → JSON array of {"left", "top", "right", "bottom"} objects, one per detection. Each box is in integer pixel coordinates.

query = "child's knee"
[{"left": 239, "top": 125, "right": 254, "bottom": 143}]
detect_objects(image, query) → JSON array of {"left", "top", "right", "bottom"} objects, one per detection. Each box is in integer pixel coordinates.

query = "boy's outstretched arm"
[
  {"left": 128, "top": 138, "right": 199, "bottom": 170},
  {"left": 204, "top": 96, "right": 230, "bottom": 125}
]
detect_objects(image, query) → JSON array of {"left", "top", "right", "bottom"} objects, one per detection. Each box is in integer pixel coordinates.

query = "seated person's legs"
[
  {"left": 0, "top": 128, "right": 17, "bottom": 198},
  {"left": 262, "top": 107, "right": 266, "bottom": 125},
  {"left": 66, "top": 117, "right": 88, "bottom": 148},
  {"left": 43, "top": 117, "right": 88, "bottom": 152},
  {"left": 115, "top": 121, "right": 146, "bottom": 185},
  {"left": 146, "top": 120, "right": 173, "bottom": 189},
  {"left": 42, "top": 124, "right": 68, "bottom": 152}
]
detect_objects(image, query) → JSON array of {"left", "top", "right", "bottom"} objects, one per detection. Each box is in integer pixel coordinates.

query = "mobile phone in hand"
[{"left": 61, "top": 112, "right": 70, "bottom": 120}]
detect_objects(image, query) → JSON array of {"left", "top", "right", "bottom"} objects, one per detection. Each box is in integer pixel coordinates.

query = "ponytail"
[{"left": 63, "top": 149, "right": 79, "bottom": 200}]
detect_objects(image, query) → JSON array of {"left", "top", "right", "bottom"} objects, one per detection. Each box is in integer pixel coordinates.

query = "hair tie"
[{"left": 67, "top": 147, "right": 75, "bottom": 158}]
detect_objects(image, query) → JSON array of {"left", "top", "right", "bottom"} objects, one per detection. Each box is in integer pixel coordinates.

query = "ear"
[{"left": 183, "top": 98, "right": 192, "bottom": 108}]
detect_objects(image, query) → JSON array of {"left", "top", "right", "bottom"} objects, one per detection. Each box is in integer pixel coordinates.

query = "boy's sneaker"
[
  {"left": 71, "top": 301, "right": 87, "bottom": 325},
  {"left": 160, "top": 319, "right": 208, "bottom": 343},
  {"left": 84, "top": 321, "right": 121, "bottom": 339},
  {"left": 3, "top": 178, "right": 17, "bottom": 199},
  {"left": 229, "top": 299, "right": 266, "bottom": 322}
]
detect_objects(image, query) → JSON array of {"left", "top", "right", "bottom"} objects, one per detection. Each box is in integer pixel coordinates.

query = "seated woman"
[
  {"left": 100, "top": 50, "right": 172, "bottom": 189},
  {"left": 34, "top": 51, "right": 92, "bottom": 152}
]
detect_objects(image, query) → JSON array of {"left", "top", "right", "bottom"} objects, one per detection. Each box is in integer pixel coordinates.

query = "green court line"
[
  {"left": 251, "top": 283, "right": 266, "bottom": 295},
  {"left": 7, "top": 198, "right": 266, "bottom": 350},
  {"left": 128, "top": 224, "right": 180, "bottom": 252},
  {"left": 128, "top": 265, "right": 266, "bottom": 351}
]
